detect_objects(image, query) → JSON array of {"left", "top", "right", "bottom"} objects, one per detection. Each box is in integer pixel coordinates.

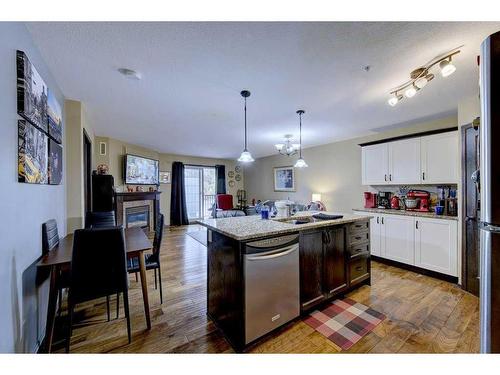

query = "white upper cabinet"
[
  {"left": 420, "top": 132, "right": 459, "bottom": 184},
  {"left": 414, "top": 217, "right": 458, "bottom": 276},
  {"left": 362, "top": 143, "right": 389, "bottom": 185},
  {"left": 388, "top": 138, "right": 421, "bottom": 184},
  {"left": 361, "top": 130, "right": 458, "bottom": 185}
]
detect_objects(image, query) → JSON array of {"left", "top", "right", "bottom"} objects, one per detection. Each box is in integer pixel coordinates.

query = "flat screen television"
[{"left": 124, "top": 154, "right": 159, "bottom": 185}]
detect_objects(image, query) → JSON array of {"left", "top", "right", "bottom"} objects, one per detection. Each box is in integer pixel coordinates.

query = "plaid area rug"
[{"left": 304, "top": 298, "right": 385, "bottom": 350}]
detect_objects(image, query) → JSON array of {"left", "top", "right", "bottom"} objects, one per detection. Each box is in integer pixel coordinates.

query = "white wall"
[
  {"left": 245, "top": 115, "right": 458, "bottom": 212},
  {"left": 0, "top": 23, "right": 66, "bottom": 353}
]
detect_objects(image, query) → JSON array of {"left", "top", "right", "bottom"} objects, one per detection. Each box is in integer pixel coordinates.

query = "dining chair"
[
  {"left": 126, "top": 214, "right": 165, "bottom": 304},
  {"left": 66, "top": 227, "right": 131, "bottom": 352},
  {"left": 84, "top": 211, "right": 116, "bottom": 228},
  {"left": 42, "top": 219, "right": 70, "bottom": 315}
]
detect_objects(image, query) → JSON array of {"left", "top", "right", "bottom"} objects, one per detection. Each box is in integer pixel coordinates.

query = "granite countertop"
[
  {"left": 352, "top": 207, "right": 458, "bottom": 221},
  {"left": 197, "top": 211, "right": 372, "bottom": 241}
]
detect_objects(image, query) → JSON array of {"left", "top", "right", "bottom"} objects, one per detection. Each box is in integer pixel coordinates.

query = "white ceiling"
[{"left": 26, "top": 22, "right": 500, "bottom": 159}]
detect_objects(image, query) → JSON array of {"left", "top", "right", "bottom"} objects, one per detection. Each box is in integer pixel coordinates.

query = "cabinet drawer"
[
  {"left": 348, "top": 242, "right": 370, "bottom": 259},
  {"left": 349, "top": 256, "right": 370, "bottom": 285},
  {"left": 348, "top": 220, "right": 369, "bottom": 233},
  {"left": 348, "top": 230, "right": 369, "bottom": 247}
]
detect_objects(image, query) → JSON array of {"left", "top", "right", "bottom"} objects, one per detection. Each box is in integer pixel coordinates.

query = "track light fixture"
[{"left": 387, "top": 47, "right": 461, "bottom": 106}]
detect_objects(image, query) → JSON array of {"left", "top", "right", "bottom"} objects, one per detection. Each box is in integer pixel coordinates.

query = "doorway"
[
  {"left": 462, "top": 122, "right": 480, "bottom": 296},
  {"left": 83, "top": 130, "right": 92, "bottom": 215},
  {"left": 184, "top": 165, "right": 216, "bottom": 221}
]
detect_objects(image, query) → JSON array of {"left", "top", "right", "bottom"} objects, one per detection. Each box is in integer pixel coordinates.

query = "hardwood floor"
[{"left": 52, "top": 225, "right": 479, "bottom": 353}]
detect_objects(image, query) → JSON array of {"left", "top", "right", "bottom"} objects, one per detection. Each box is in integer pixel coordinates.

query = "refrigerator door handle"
[
  {"left": 479, "top": 222, "right": 500, "bottom": 233},
  {"left": 480, "top": 228, "right": 492, "bottom": 353}
]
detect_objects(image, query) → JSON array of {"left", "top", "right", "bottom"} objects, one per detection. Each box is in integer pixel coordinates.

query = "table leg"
[
  {"left": 44, "top": 265, "right": 59, "bottom": 353},
  {"left": 138, "top": 253, "right": 151, "bottom": 330}
]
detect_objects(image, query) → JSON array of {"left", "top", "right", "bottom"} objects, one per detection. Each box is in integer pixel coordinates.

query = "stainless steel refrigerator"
[{"left": 480, "top": 30, "right": 500, "bottom": 353}]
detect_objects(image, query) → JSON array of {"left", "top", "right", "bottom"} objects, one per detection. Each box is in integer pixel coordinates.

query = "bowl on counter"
[{"left": 404, "top": 198, "right": 418, "bottom": 209}]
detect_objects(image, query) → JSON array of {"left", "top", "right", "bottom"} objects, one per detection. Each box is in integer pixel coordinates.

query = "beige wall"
[
  {"left": 458, "top": 95, "right": 481, "bottom": 127},
  {"left": 93, "top": 137, "right": 244, "bottom": 225},
  {"left": 65, "top": 100, "right": 95, "bottom": 232},
  {"left": 244, "top": 115, "right": 458, "bottom": 213}
]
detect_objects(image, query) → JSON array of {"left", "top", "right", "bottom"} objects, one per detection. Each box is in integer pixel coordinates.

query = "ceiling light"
[
  {"left": 387, "top": 47, "right": 461, "bottom": 106},
  {"left": 118, "top": 68, "right": 141, "bottom": 80},
  {"left": 439, "top": 59, "right": 456, "bottom": 77},
  {"left": 238, "top": 150, "right": 254, "bottom": 163},
  {"left": 294, "top": 158, "right": 308, "bottom": 168},
  {"left": 274, "top": 143, "right": 284, "bottom": 150},
  {"left": 276, "top": 135, "right": 298, "bottom": 157},
  {"left": 237, "top": 90, "right": 254, "bottom": 163},
  {"left": 414, "top": 76, "right": 428, "bottom": 89},
  {"left": 405, "top": 86, "right": 417, "bottom": 98},
  {"left": 388, "top": 94, "right": 402, "bottom": 106},
  {"left": 294, "top": 110, "right": 308, "bottom": 168}
]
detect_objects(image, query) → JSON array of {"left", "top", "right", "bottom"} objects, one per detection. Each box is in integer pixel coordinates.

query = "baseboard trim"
[{"left": 371, "top": 256, "right": 459, "bottom": 284}]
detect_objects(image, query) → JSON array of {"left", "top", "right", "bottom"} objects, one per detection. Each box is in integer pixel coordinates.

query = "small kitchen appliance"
[
  {"left": 377, "top": 192, "right": 391, "bottom": 209},
  {"left": 390, "top": 195, "right": 400, "bottom": 210},
  {"left": 406, "top": 190, "right": 430, "bottom": 212},
  {"left": 364, "top": 192, "right": 377, "bottom": 208},
  {"left": 275, "top": 200, "right": 294, "bottom": 218}
]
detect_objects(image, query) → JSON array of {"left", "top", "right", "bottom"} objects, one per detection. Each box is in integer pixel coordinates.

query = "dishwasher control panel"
[{"left": 246, "top": 234, "right": 299, "bottom": 249}]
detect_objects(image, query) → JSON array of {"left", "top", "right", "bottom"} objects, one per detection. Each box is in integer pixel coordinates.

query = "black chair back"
[
  {"left": 149, "top": 214, "right": 164, "bottom": 263},
  {"left": 85, "top": 211, "right": 116, "bottom": 228},
  {"left": 70, "top": 227, "right": 128, "bottom": 304},
  {"left": 42, "top": 219, "right": 59, "bottom": 255}
]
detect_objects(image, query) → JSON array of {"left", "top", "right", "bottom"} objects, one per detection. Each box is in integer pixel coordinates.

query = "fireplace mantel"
[{"left": 115, "top": 191, "right": 161, "bottom": 232}]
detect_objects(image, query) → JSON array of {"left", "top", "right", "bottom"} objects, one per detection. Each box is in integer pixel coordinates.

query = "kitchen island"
[{"left": 198, "top": 212, "right": 372, "bottom": 351}]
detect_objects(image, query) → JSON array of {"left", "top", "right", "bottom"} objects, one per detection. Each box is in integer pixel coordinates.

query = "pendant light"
[
  {"left": 294, "top": 110, "right": 308, "bottom": 168},
  {"left": 237, "top": 90, "right": 254, "bottom": 163}
]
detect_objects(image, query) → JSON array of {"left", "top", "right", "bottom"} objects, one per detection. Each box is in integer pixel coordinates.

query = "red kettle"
[{"left": 390, "top": 196, "right": 400, "bottom": 210}]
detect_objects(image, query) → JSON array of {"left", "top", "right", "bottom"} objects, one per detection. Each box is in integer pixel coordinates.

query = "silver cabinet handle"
[
  {"left": 381, "top": 217, "right": 384, "bottom": 224},
  {"left": 384, "top": 174, "right": 387, "bottom": 181},
  {"left": 246, "top": 245, "right": 298, "bottom": 261},
  {"left": 416, "top": 220, "right": 419, "bottom": 229},
  {"left": 422, "top": 172, "right": 425, "bottom": 180},
  {"left": 389, "top": 174, "right": 392, "bottom": 181},
  {"left": 376, "top": 216, "right": 379, "bottom": 224}
]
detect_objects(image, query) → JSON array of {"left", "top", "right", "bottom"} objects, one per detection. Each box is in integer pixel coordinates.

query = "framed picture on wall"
[
  {"left": 159, "top": 171, "right": 171, "bottom": 184},
  {"left": 47, "top": 91, "right": 63, "bottom": 143},
  {"left": 18, "top": 120, "right": 48, "bottom": 184},
  {"left": 48, "top": 139, "right": 63, "bottom": 185},
  {"left": 17, "top": 50, "right": 49, "bottom": 132},
  {"left": 274, "top": 166, "right": 295, "bottom": 192}
]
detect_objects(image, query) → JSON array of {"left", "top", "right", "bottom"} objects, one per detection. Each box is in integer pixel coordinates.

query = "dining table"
[{"left": 37, "top": 226, "right": 153, "bottom": 353}]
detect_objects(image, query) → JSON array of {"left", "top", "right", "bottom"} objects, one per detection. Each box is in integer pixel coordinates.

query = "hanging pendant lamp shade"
[
  {"left": 294, "top": 110, "right": 308, "bottom": 168},
  {"left": 237, "top": 90, "right": 254, "bottom": 163}
]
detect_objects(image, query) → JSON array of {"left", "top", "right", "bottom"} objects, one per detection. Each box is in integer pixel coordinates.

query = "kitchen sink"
[{"left": 281, "top": 218, "right": 315, "bottom": 225}]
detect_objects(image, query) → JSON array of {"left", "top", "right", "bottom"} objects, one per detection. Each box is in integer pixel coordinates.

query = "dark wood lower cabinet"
[
  {"left": 323, "top": 227, "right": 347, "bottom": 296},
  {"left": 299, "top": 230, "right": 326, "bottom": 310},
  {"left": 299, "top": 221, "right": 370, "bottom": 312}
]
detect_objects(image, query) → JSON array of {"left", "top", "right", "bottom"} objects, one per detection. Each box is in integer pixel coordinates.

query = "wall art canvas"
[
  {"left": 47, "top": 91, "right": 63, "bottom": 143},
  {"left": 48, "top": 139, "right": 63, "bottom": 185},
  {"left": 18, "top": 120, "right": 48, "bottom": 184},
  {"left": 159, "top": 171, "right": 171, "bottom": 184},
  {"left": 274, "top": 166, "right": 295, "bottom": 192},
  {"left": 17, "top": 50, "right": 48, "bottom": 132}
]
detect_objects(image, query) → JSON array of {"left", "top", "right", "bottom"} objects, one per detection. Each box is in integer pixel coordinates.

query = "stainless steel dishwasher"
[{"left": 243, "top": 234, "right": 300, "bottom": 344}]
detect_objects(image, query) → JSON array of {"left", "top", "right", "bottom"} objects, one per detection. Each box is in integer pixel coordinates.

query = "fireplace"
[
  {"left": 125, "top": 205, "right": 150, "bottom": 230},
  {"left": 115, "top": 191, "right": 161, "bottom": 233}
]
